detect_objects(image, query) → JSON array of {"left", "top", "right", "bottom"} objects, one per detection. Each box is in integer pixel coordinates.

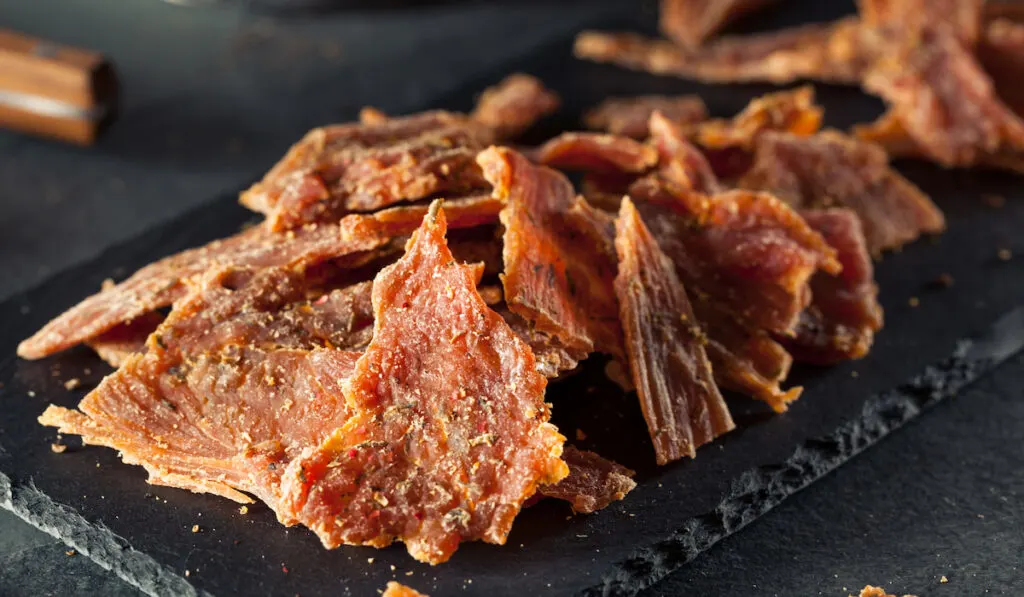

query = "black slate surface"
[{"left": 2, "top": 1, "right": 1024, "bottom": 596}]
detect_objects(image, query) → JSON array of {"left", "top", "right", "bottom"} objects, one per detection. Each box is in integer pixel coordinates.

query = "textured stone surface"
[{"left": 2, "top": 1, "right": 1024, "bottom": 596}]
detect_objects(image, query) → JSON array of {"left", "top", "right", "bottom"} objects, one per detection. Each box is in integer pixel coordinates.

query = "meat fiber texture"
[{"left": 41, "top": 204, "right": 570, "bottom": 565}]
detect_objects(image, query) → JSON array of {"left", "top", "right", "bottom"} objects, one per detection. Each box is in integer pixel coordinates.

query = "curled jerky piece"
[
  {"left": 278, "top": 203, "right": 567, "bottom": 564},
  {"left": 529, "top": 132, "right": 658, "bottom": 173},
  {"left": 18, "top": 222, "right": 384, "bottom": 361},
  {"left": 693, "top": 297, "right": 800, "bottom": 412},
  {"left": 19, "top": 195, "right": 502, "bottom": 361},
  {"left": 383, "top": 583, "right": 429, "bottom": 597},
  {"left": 692, "top": 86, "right": 822, "bottom": 151},
  {"left": 650, "top": 112, "right": 723, "bottom": 194},
  {"left": 470, "top": 73, "right": 560, "bottom": 140},
  {"left": 615, "top": 198, "right": 734, "bottom": 463},
  {"left": 629, "top": 173, "right": 838, "bottom": 336},
  {"left": 481, "top": 146, "right": 622, "bottom": 358},
  {"left": 860, "top": 24, "right": 1024, "bottom": 169},
  {"left": 739, "top": 130, "right": 945, "bottom": 255},
  {"left": 40, "top": 266, "right": 369, "bottom": 505},
  {"left": 859, "top": 0, "right": 983, "bottom": 45},
  {"left": 538, "top": 446, "right": 636, "bottom": 513},
  {"left": 584, "top": 94, "right": 708, "bottom": 139},
  {"left": 241, "top": 110, "right": 494, "bottom": 229},
  {"left": 575, "top": 18, "right": 869, "bottom": 85},
  {"left": 979, "top": 18, "right": 1024, "bottom": 117},
  {"left": 629, "top": 123, "right": 834, "bottom": 410},
  {"left": 784, "top": 209, "right": 883, "bottom": 365},
  {"left": 86, "top": 312, "right": 165, "bottom": 368},
  {"left": 660, "top": 0, "right": 778, "bottom": 50}
]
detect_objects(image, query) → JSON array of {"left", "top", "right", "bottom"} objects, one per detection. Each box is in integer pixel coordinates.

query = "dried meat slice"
[
  {"left": 529, "top": 132, "right": 658, "bottom": 173},
  {"left": 979, "top": 18, "right": 1024, "bottom": 117},
  {"left": 650, "top": 112, "right": 723, "bottom": 194},
  {"left": 470, "top": 73, "right": 560, "bottom": 140},
  {"left": 241, "top": 110, "right": 494, "bottom": 229},
  {"left": 584, "top": 94, "right": 708, "bottom": 139},
  {"left": 985, "top": 0, "right": 1024, "bottom": 25},
  {"left": 660, "top": 0, "right": 778, "bottom": 50},
  {"left": 19, "top": 195, "right": 502, "bottom": 361},
  {"left": 859, "top": 0, "right": 983, "bottom": 45},
  {"left": 276, "top": 203, "right": 568, "bottom": 564},
  {"left": 738, "top": 130, "right": 945, "bottom": 254},
  {"left": 628, "top": 176, "right": 838, "bottom": 336},
  {"left": 480, "top": 146, "right": 623, "bottom": 359},
  {"left": 783, "top": 209, "right": 883, "bottom": 365},
  {"left": 85, "top": 312, "right": 165, "bottom": 368},
  {"left": 693, "top": 295, "right": 800, "bottom": 412},
  {"left": 40, "top": 265, "right": 371, "bottom": 506},
  {"left": 615, "top": 198, "right": 735, "bottom": 463},
  {"left": 18, "top": 221, "right": 385, "bottom": 361},
  {"left": 537, "top": 446, "right": 636, "bottom": 513},
  {"left": 383, "top": 583, "right": 429, "bottom": 597},
  {"left": 860, "top": 24, "right": 1024, "bottom": 169},
  {"left": 575, "top": 18, "right": 871, "bottom": 85},
  {"left": 691, "top": 86, "right": 823, "bottom": 151}
]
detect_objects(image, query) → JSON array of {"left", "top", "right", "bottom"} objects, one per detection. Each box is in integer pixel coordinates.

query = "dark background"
[{"left": 0, "top": 1, "right": 1021, "bottom": 595}]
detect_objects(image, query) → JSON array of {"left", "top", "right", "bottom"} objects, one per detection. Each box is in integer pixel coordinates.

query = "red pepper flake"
[{"left": 281, "top": 564, "right": 289, "bottom": 574}]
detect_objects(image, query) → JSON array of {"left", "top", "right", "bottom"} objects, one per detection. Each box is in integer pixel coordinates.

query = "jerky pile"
[
  {"left": 576, "top": 0, "right": 1024, "bottom": 173},
  {"left": 22, "top": 68, "right": 939, "bottom": 563}
]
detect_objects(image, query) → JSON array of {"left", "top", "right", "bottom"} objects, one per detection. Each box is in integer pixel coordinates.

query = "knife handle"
[{"left": 0, "top": 29, "right": 119, "bottom": 145}]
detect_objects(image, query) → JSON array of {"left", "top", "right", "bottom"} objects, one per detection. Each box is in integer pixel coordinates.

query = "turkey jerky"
[
  {"left": 383, "top": 583, "right": 429, "bottom": 597},
  {"left": 632, "top": 120, "right": 839, "bottom": 335},
  {"left": 783, "top": 209, "right": 883, "bottom": 365},
  {"left": 276, "top": 203, "right": 567, "bottom": 564},
  {"left": 529, "top": 132, "right": 658, "bottom": 173},
  {"left": 615, "top": 198, "right": 735, "bottom": 463},
  {"left": 583, "top": 94, "right": 708, "bottom": 139},
  {"left": 575, "top": 18, "right": 870, "bottom": 85},
  {"left": 537, "top": 445, "right": 636, "bottom": 513},
  {"left": 19, "top": 195, "right": 501, "bottom": 361},
  {"left": 241, "top": 110, "right": 494, "bottom": 229},
  {"left": 470, "top": 73, "right": 561, "bottom": 140},
  {"left": 860, "top": 22, "right": 1024, "bottom": 169},
  {"left": 979, "top": 18, "right": 1024, "bottom": 117},
  {"left": 480, "top": 146, "right": 622, "bottom": 358},
  {"left": 738, "top": 130, "right": 945, "bottom": 254},
  {"left": 660, "top": 0, "right": 779, "bottom": 50},
  {"left": 40, "top": 266, "right": 372, "bottom": 505}
]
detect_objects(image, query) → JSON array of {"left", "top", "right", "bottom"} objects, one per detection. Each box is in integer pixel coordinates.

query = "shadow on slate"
[{"left": 3, "top": 5, "right": 1024, "bottom": 597}]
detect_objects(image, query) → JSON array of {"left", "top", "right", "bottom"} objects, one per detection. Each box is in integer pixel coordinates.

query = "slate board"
[{"left": 3, "top": 6, "right": 1024, "bottom": 597}]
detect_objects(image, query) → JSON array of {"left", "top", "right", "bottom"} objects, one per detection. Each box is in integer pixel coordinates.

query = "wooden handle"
[{"left": 0, "top": 29, "right": 118, "bottom": 145}]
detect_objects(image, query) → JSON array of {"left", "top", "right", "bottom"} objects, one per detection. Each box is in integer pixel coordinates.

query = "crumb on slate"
[
  {"left": 66, "top": 550, "right": 75, "bottom": 556},
  {"left": 64, "top": 378, "right": 81, "bottom": 391},
  {"left": 239, "top": 505, "right": 249, "bottom": 515},
  {"left": 997, "top": 248, "right": 1012, "bottom": 261},
  {"left": 940, "top": 575, "right": 949, "bottom": 583},
  {"left": 51, "top": 443, "right": 67, "bottom": 453},
  {"left": 575, "top": 428, "right": 587, "bottom": 441},
  {"left": 908, "top": 297, "right": 920, "bottom": 307},
  {"left": 192, "top": 524, "right": 200, "bottom": 533}
]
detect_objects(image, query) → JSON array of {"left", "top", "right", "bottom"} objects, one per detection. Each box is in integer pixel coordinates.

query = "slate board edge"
[
  {"left": 0, "top": 473, "right": 207, "bottom": 597},
  {"left": 581, "top": 306, "right": 1024, "bottom": 597}
]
